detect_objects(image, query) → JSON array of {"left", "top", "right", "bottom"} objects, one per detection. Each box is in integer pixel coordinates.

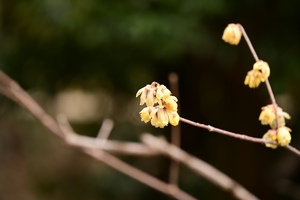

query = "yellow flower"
[
  {"left": 277, "top": 126, "right": 292, "bottom": 146},
  {"left": 156, "top": 84, "right": 171, "bottom": 100},
  {"left": 244, "top": 60, "right": 270, "bottom": 88},
  {"left": 259, "top": 104, "right": 291, "bottom": 128},
  {"left": 259, "top": 105, "right": 276, "bottom": 126},
  {"left": 150, "top": 107, "right": 169, "bottom": 128},
  {"left": 253, "top": 60, "right": 270, "bottom": 81},
  {"left": 167, "top": 110, "right": 180, "bottom": 126},
  {"left": 262, "top": 129, "right": 278, "bottom": 149},
  {"left": 163, "top": 95, "right": 178, "bottom": 111},
  {"left": 137, "top": 82, "right": 180, "bottom": 128},
  {"left": 222, "top": 23, "right": 242, "bottom": 45},
  {"left": 136, "top": 83, "right": 157, "bottom": 107},
  {"left": 244, "top": 70, "right": 262, "bottom": 88},
  {"left": 139, "top": 107, "right": 155, "bottom": 123}
]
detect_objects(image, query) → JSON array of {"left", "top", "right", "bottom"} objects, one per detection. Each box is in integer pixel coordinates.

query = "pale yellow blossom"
[
  {"left": 156, "top": 85, "right": 171, "bottom": 100},
  {"left": 163, "top": 95, "right": 178, "bottom": 111},
  {"left": 139, "top": 107, "right": 155, "bottom": 123},
  {"left": 244, "top": 60, "right": 270, "bottom": 88},
  {"left": 244, "top": 70, "right": 262, "bottom": 88},
  {"left": 150, "top": 107, "right": 169, "bottom": 128},
  {"left": 259, "top": 104, "right": 291, "bottom": 128},
  {"left": 262, "top": 129, "right": 278, "bottom": 149},
  {"left": 136, "top": 83, "right": 157, "bottom": 107},
  {"left": 253, "top": 60, "right": 270, "bottom": 81},
  {"left": 222, "top": 23, "right": 242, "bottom": 45},
  {"left": 167, "top": 110, "right": 180, "bottom": 126},
  {"left": 277, "top": 126, "right": 291, "bottom": 146}
]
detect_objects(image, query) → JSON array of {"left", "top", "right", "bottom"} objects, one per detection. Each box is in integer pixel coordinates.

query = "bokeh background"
[{"left": 1, "top": 0, "right": 300, "bottom": 199}]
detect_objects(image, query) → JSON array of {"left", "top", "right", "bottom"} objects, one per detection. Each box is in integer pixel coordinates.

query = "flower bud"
[
  {"left": 222, "top": 23, "right": 242, "bottom": 45},
  {"left": 244, "top": 60, "right": 270, "bottom": 88}
]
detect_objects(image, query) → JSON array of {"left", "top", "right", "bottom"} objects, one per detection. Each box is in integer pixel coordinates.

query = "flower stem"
[{"left": 238, "top": 24, "right": 280, "bottom": 129}]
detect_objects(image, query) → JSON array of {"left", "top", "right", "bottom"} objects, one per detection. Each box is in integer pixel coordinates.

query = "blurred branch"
[
  {"left": 97, "top": 118, "right": 114, "bottom": 139},
  {"left": 64, "top": 130, "right": 160, "bottom": 156},
  {"left": 0, "top": 70, "right": 196, "bottom": 200},
  {"left": 57, "top": 115, "right": 150, "bottom": 155},
  {"left": 180, "top": 117, "right": 300, "bottom": 157},
  {"left": 141, "top": 133, "right": 259, "bottom": 200},
  {"left": 83, "top": 148, "right": 197, "bottom": 200}
]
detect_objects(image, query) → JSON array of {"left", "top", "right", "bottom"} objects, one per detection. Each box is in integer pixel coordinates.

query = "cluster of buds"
[
  {"left": 260, "top": 105, "right": 292, "bottom": 148},
  {"left": 136, "top": 82, "right": 180, "bottom": 128}
]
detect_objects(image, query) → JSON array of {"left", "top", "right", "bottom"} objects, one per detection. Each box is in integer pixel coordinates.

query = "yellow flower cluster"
[
  {"left": 259, "top": 104, "right": 292, "bottom": 148},
  {"left": 244, "top": 60, "right": 270, "bottom": 88},
  {"left": 222, "top": 23, "right": 242, "bottom": 45},
  {"left": 136, "top": 82, "right": 179, "bottom": 128}
]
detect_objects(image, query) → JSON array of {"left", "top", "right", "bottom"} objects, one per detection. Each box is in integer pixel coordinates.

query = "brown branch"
[
  {"left": 64, "top": 130, "right": 160, "bottom": 156},
  {"left": 141, "top": 133, "right": 259, "bottom": 200},
  {"left": 0, "top": 70, "right": 197, "bottom": 200},
  {"left": 84, "top": 148, "right": 197, "bottom": 200},
  {"left": 238, "top": 24, "right": 280, "bottom": 128},
  {"left": 0, "top": 71, "right": 65, "bottom": 138},
  {"left": 97, "top": 118, "right": 114, "bottom": 139},
  {"left": 180, "top": 117, "right": 300, "bottom": 157}
]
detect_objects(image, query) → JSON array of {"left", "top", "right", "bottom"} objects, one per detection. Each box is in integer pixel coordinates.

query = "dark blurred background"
[{"left": 1, "top": 0, "right": 300, "bottom": 199}]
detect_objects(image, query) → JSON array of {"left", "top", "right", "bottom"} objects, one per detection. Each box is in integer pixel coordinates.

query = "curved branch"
[
  {"left": 180, "top": 117, "right": 300, "bottom": 157},
  {"left": 141, "top": 133, "right": 259, "bottom": 200}
]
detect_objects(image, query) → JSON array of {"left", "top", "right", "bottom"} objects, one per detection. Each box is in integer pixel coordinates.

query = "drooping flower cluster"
[
  {"left": 136, "top": 82, "right": 179, "bottom": 128},
  {"left": 259, "top": 104, "right": 292, "bottom": 148},
  {"left": 244, "top": 60, "right": 270, "bottom": 88},
  {"left": 222, "top": 23, "right": 242, "bottom": 45},
  {"left": 259, "top": 105, "right": 291, "bottom": 128},
  {"left": 263, "top": 127, "right": 292, "bottom": 149}
]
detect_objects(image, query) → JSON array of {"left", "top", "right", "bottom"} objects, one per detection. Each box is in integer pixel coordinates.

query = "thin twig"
[
  {"left": 237, "top": 24, "right": 259, "bottom": 62},
  {"left": 64, "top": 130, "right": 160, "bottom": 156},
  {"left": 168, "top": 72, "right": 181, "bottom": 186},
  {"left": 285, "top": 145, "right": 300, "bottom": 157},
  {"left": 180, "top": 117, "right": 267, "bottom": 144},
  {"left": 238, "top": 24, "right": 280, "bottom": 128},
  {"left": 56, "top": 115, "right": 159, "bottom": 156},
  {"left": 97, "top": 118, "right": 114, "bottom": 139},
  {"left": 265, "top": 79, "right": 280, "bottom": 128},
  {"left": 141, "top": 133, "right": 259, "bottom": 200},
  {"left": 179, "top": 117, "right": 300, "bottom": 157}
]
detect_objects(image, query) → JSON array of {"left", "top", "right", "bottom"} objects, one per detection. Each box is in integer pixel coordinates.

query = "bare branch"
[
  {"left": 65, "top": 131, "right": 160, "bottom": 156},
  {"left": 180, "top": 117, "right": 300, "bottom": 157},
  {"left": 0, "top": 70, "right": 196, "bottom": 200},
  {"left": 84, "top": 148, "right": 197, "bottom": 200},
  {"left": 141, "top": 133, "right": 259, "bottom": 200},
  {"left": 97, "top": 118, "right": 114, "bottom": 139}
]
